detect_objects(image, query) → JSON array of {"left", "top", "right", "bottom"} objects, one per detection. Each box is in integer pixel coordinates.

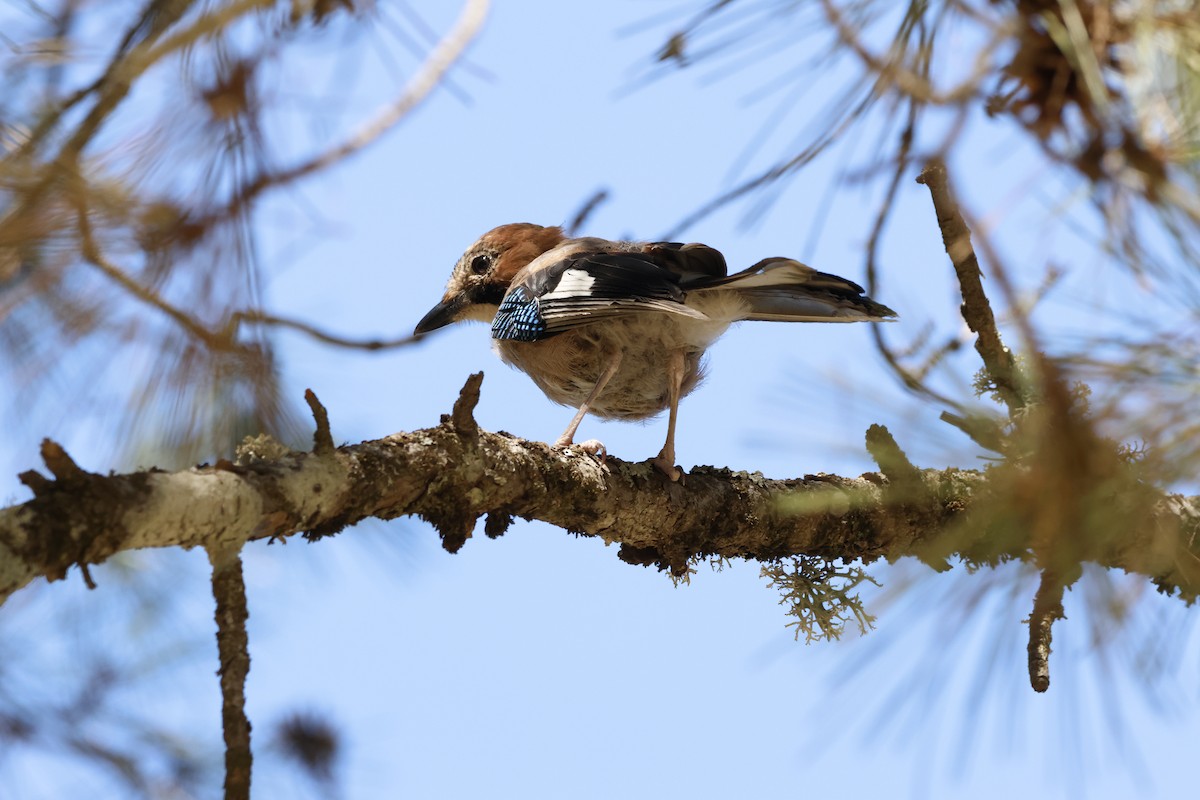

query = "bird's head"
[{"left": 414, "top": 223, "right": 566, "bottom": 334}]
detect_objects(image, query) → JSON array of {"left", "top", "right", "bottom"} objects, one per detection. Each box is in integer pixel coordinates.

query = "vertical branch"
[
  {"left": 1027, "top": 570, "right": 1066, "bottom": 692},
  {"left": 917, "top": 160, "right": 1025, "bottom": 414},
  {"left": 209, "top": 546, "right": 253, "bottom": 800}
]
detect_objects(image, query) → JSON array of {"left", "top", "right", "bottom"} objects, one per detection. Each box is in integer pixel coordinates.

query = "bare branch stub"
[
  {"left": 864, "top": 424, "right": 924, "bottom": 496},
  {"left": 304, "top": 389, "right": 335, "bottom": 457},
  {"left": 78, "top": 562, "right": 97, "bottom": 590},
  {"left": 418, "top": 372, "right": 489, "bottom": 552},
  {"left": 40, "top": 439, "right": 87, "bottom": 482},
  {"left": 863, "top": 424, "right": 951, "bottom": 573},
  {"left": 17, "top": 470, "right": 54, "bottom": 496},
  {"left": 208, "top": 546, "right": 253, "bottom": 800},
  {"left": 1027, "top": 570, "right": 1067, "bottom": 693},
  {"left": 449, "top": 372, "right": 484, "bottom": 438},
  {"left": 917, "top": 161, "right": 1025, "bottom": 414}
]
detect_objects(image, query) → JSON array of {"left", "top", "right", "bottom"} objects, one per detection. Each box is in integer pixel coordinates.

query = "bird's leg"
[
  {"left": 650, "top": 349, "right": 686, "bottom": 481},
  {"left": 554, "top": 350, "right": 623, "bottom": 459}
]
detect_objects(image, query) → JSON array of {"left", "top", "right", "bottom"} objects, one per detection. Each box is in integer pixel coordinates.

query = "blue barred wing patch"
[{"left": 492, "top": 287, "right": 548, "bottom": 341}]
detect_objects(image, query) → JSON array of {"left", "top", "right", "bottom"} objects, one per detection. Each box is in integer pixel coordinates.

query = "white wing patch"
[{"left": 541, "top": 268, "right": 596, "bottom": 300}]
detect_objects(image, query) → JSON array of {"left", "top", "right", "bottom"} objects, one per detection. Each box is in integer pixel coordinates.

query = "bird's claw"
[
  {"left": 576, "top": 439, "right": 608, "bottom": 463},
  {"left": 650, "top": 456, "right": 683, "bottom": 482},
  {"left": 556, "top": 438, "right": 608, "bottom": 465}
]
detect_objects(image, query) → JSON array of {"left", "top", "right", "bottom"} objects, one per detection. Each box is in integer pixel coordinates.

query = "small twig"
[
  {"left": 1027, "top": 569, "right": 1066, "bottom": 693},
  {"left": 20, "top": 0, "right": 271, "bottom": 172},
  {"left": 75, "top": 198, "right": 224, "bottom": 347},
  {"left": 208, "top": 545, "right": 253, "bottom": 800},
  {"left": 917, "top": 160, "right": 1025, "bottom": 414},
  {"left": 0, "top": 0, "right": 273, "bottom": 289},
  {"left": 41, "top": 439, "right": 86, "bottom": 482},
  {"left": 663, "top": 93, "right": 873, "bottom": 238},
  {"left": 80, "top": 198, "right": 422, "bottom": 359},
  {"left": 565, "top": 188, "right": 610, "bottom": 236},
  {"left": 17, "top": 0, "right": 208, "bottom": 159},
  {"left": 864, "top": 99, "right": 965, "bottom": 410},
  {"left": 17, "top": 470, "right": 54, "bottom": 496},
  {"left": 199, "top": 0, "right": 490, "bottom": 227},
  {"left": 229, "top": 310, "right": 421, "bottom": 351},
  {"left": 36, "top": 441, "right": 101, "bottom": 589},
  {"left": 863, "top": 424, "right": 949, "bottom": 572},
  {"left": 78, "top": 192, "right": 427, "bottom": 364},
  {"left": 818, "top": 0, "right": 1001, "bottom": 106},
  {"left": 449, "top": 372, "right": 484, "bottom": 437},
  {"left": 140, "top": 0, "right": 274, "bottom": 67},
  {"left": 938, "top": 410, "right": 1006, "bottom": 453},
  {"left": 864, "top": 424, "right": 924, "bottom": 497},
  {"left": 426, "top": 373, "right": 487, "bottom": 553},
  {"left": 954, "top": 200, "right": 1044, "bottom": 356},
  {"left": 304, "top": 389, "right": 335, "bottom": 456}
]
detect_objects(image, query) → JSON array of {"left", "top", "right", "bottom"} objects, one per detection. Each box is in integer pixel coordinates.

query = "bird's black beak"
[{"left": 414, "top": 296, "right": 464, "bottom": 335}]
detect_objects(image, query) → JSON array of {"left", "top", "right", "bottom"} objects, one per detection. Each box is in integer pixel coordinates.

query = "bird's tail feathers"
[
  {"left": 692, "top": 258, "right": 897, "bottom": 322},
  {"left": 735, "top": 290, "right": 895, "bottom": 322}
]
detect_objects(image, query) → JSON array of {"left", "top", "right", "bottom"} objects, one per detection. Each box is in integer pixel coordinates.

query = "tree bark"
[{"left": 2, "top": 376, "right": 1198, "bottom": 605}]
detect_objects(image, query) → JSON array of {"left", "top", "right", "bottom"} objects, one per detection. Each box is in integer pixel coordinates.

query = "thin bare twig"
[
  {"left": 228, "top": 310, "right": 421, "bottom": 351},
  {"left": 15, "top": 0, "right": 273, "bottom": 170},
  {"left": 663, "top": 90, "right": 875, "bottom": 238},
  {"left": 201, "top": 0, "right": 490, "bottom": 227},
  {"left": 74, "top": 197, "right": 223, "bottom": 347},
  {"left": 565, "top": 188, "right": 611, "bottom": 236},
  {"left": 864, "top": 99, "right": 965, "bottom": 410},
  {"left": 818, "top": 0, "right": 1002, "bottom": 106},
  {"left": 77, "top": 188, "right": 422, "bottom": 355},
  {"left": 917, "top": 160, "right": 1025, "bottom": 414}
]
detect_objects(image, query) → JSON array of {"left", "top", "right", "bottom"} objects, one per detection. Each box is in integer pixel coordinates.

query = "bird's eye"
[{"left": 469, "top": 254, "right": 492, "bottom": 274}]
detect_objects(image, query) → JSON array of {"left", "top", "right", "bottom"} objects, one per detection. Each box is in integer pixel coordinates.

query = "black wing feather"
[{"left": 491, "top": 250, "right": 707, "bottom": 341}]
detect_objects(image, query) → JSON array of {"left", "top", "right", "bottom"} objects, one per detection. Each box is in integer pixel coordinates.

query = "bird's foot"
[
  {"left": 555, "top": 437, "right": 607, "bottom": 465},
  {"left": 649, "top": 455, "right": 683, "bottom": 482},
  {"left": 576, "top": 439, "right": 608, "bottom": 463}
]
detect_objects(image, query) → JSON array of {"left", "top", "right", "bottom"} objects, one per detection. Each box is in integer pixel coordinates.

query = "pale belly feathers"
[{"left": 493, "top": 309, "right": 734, "bottom": 420}]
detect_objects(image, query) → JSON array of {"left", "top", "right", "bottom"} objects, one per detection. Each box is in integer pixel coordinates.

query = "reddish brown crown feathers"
[{"left": 481, "top": 223, "right": 566, "bottom": 282}]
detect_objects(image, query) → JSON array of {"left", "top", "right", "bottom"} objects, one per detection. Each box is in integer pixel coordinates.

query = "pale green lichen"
[{"left": 761, "top": 556, "right": 880, "bottom": 643}]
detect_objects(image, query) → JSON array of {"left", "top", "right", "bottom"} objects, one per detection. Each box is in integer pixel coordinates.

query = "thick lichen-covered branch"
[{"left": 1, "top": 376, "right": 1198, "bottom": 606}]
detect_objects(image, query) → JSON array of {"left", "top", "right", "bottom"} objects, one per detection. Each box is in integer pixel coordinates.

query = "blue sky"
[{"left": 2, "top": 1, "right": 1197, "bottom": 798}]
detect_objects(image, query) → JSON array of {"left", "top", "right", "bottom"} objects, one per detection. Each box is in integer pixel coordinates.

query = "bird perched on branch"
[{"left": 415, "top": 223, "right": 896, "bottom": 480}]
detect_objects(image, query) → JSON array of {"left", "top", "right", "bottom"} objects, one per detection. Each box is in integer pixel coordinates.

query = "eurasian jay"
[{"left": 416, "top": 223, "right": 896, "bottom": 480}]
